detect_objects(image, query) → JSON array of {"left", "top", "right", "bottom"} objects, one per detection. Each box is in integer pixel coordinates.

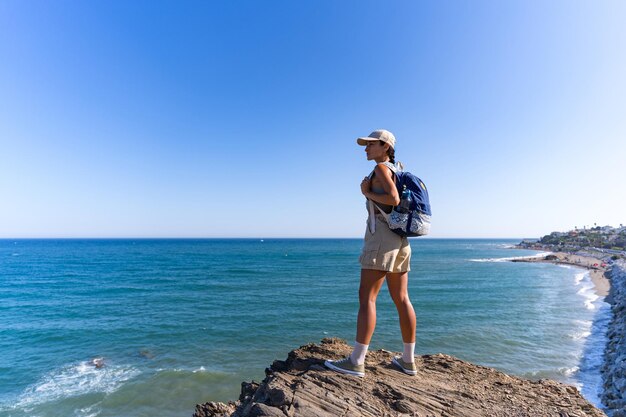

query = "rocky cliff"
[
  {"left": 194, "top": 338, "right": 604, "bottom": 417},
  {"left": 602, "top": 259, "right": 626, "bottom": 416}
]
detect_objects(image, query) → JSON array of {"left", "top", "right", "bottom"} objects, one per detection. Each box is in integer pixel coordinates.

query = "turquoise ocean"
[{"left": 0, "top": 239, "right": 611, "bottom": 416}]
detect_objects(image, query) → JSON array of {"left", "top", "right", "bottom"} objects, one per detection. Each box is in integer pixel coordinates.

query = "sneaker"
[
  {"left": 392, "top": 356, "right": 417, "bottom": 375},
  {"left": 324, "top": 357, "right": 365, "bottom": 377}
]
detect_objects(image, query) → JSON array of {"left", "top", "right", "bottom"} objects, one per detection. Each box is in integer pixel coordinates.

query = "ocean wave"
[
  {"left": 11, "top": 360, "right": 140, "bottom": 412},
  {"left": 577, "top": 300, "right": 612, "bottom": 408},
  {"left": 468, "top": 252, "right": 552, "bottom": 263},
  {"left": 567, "top": 267, "right": 612, "bottom": 408},
  {"left": 569, "top": 320, "right": 592, "bottom": 341},
  {"left": 570, "top": 330, "right": 592, "bottom": 341},
  {"left": 522, "top": 367, "right": 580, "bottom": 384},
  {"left": 574, "top": 272, "right": 586, "bottom": 284},
  {"left": 559, "top": 366, "right": 580, "bottom": 378},
  {"left": 573, "top": 272, "right": 600, "bottom": 310},
  {"left": 156, "top": 366, "right": 208, "bottom": 375},
  {"left": 77, "top": 405, "right": 100, "bottom": 417}
]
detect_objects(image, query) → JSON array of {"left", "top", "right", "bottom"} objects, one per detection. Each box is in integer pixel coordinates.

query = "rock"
[
  {"left": 194, "top": 401, "right": 237, "bottom": 417},
  {"left": 239, "top": 381, "right": 259, "bottom": 403},
  {"left": 602, "top": 260, "right": 626, "bottom": 415},
  {"left": 193, "top": 338, "right": 605, "bottom": 417},
  {"left": 248, "top": 404, "right": 285, "bottom": 417}
]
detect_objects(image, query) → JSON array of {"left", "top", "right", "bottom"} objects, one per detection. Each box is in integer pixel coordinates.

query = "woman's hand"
[{"left": 360, "top": 176, "right": 371, "bottom": 196}]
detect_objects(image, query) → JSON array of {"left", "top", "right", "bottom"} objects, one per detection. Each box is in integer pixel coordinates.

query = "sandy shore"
[{"left": 511, "top": 252, "right": 610, "bottom": 297}]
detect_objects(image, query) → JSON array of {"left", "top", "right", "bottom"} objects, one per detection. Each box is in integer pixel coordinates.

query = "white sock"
[
  {"left": 402, "top": 342, "right": 415, "bottom": 363},
  {"left": 350, "top": 342, "right": 369, "bottom": 365}
]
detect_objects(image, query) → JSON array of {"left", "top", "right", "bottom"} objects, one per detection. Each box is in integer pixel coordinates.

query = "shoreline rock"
[
  {"left": 194, "top": 338, "right": 605, "bottom": 417},
  {"left": 601, "top": 260, "right": 626, "bottom": 416}
]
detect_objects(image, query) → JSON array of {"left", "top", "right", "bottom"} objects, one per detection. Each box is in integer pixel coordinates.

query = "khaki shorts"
[{"left": 359, "top": 214, "right": 411, "bottom": 273}]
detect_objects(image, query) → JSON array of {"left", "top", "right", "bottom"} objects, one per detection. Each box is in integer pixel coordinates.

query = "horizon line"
[{"left": 0, "top": 236, "right": 534, "bottom": 240}]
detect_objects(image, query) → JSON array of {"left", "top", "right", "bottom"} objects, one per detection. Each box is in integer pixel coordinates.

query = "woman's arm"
[{"left": 360, "top": 164, "right": 400, "bottom": 206}]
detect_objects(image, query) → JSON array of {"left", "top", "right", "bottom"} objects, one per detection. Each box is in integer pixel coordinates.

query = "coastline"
[
  {"left": 512, "top": 246, "right": 626, "bottom": 415},
  {"left": 511, "top": 251, "right": 611, "bottom": 297}
]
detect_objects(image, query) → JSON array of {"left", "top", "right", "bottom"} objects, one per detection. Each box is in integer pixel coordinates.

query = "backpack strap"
[
  {"left": 382, "top": 161, "right": 398, "bottom": 174},
  {"left": 368, "top": 161, "right": 398, "bottom": 177},
  {"left": 369, "top": 200, "right": 391, "bottom": 221},
  {"left": 366, "top": 162, "right": 399, "bottom": 232}
]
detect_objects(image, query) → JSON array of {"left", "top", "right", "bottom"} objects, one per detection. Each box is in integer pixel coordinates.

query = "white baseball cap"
[{"left": 356, "top": 129, "right": 396, "bottom": 148}]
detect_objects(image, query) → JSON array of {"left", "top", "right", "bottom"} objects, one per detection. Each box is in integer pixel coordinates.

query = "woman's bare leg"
[
  {"left": 355, "top": 268, "right": 387, "bottom": 345},
  {"left": 386, "top": 271, "right": 416, "bottom": 343}
]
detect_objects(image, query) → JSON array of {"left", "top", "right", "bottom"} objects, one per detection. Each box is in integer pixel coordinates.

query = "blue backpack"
[{"left": 370, "top": 162, "right": 431, "bottom": 237}]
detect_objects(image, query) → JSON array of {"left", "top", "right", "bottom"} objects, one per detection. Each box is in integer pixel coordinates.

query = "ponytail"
[
  {"left": 378, "top": 140, "right": 396, "bottom": 164},
  {"left": 378, "top": 140, "right": 403, "bottom": 170},
  {"left": 387, "top": 146, "right": 395, "bottom": 164}
]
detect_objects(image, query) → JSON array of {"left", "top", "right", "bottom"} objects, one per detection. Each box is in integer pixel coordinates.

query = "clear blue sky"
[{"left": 1, "top": 0, "right": 624, "bottom": 238}]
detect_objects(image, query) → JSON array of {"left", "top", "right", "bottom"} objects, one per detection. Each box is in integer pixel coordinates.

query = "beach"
[{"left": 511, "top": 252, "right": 611, "bottom": 297}]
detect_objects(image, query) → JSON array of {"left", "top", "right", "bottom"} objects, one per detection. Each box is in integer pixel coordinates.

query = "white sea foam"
[
  {"left": 493, "top": 243, "right": 517, "bottom": 249},
  {"left": 13, "top": 360, "right": 140, "bottom": 411},
  {"left": 155, "top": 365, "right": 223, "bottom": 375},
  {"left": 574, "top": 272, "right": 600, "bottom": 310},
  {"left": 560, "top": 366, "right": 580, "bottom": 378},
  {"left": 78, "top": 405, "right": 100, "bottom": 417},
  {"left": 569, "top": 320, "right": 593, "bottom": 340},
  {"left": 574, "top": 330, "right": 592, "bottom": 340},
  {"left": 566, "top": 267, "right": 613, "bottom": 408},
  {"left": 574, "top": 272, "right": 586, "bottom": 284},
  {"left": 468, "top": 252, "right": 552, "bottom": 263},
  {"left": 576, "top": 300, "right": 612, "bottom": 408}
]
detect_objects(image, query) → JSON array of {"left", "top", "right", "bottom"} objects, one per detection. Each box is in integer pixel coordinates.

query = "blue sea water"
[{"left": 0, "top": 239, "right": 610, "bottom": 417}]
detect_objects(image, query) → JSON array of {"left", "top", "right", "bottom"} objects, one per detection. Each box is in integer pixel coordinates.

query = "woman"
[{"left": 324, "top": 129, "right": 417, "bottom": 377}]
